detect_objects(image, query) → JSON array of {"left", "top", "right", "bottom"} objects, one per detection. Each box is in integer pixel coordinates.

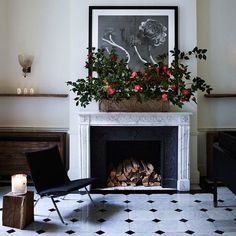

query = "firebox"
[{"left": 90, "top": 126, "right": 178, "bottom": 189}]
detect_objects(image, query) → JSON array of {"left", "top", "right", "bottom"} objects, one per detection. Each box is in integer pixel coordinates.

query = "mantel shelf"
[
  {"left": 0, "top": 93, "right": 68, "bottom": 98},
  {"left": 204, "top": 93, "right": 236, "bottom": 98}
]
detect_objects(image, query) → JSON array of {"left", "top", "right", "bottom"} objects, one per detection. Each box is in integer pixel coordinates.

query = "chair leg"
[
  {"left": 85, "top": 186, "right": 95, "bottom": 206},
  {"left": 51, "top": 197, "right": 67, "bottom": 225},
  {"left": 213, "top": 179, "right": 218, "bottom": 207},
  {"left": 34, "top": 196, "right": 40, "bottom": 207}
]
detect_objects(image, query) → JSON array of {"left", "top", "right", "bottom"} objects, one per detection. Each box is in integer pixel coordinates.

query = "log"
[
  {"left": 117, "top": 173, "right": 127, "bottom": 182},
  {"left": 130, "top": 158, "right": 140, "bottom": 171},
  {"left": 116, "top": 163, "right": 123, "bottom": 177},
  {"left": 123, "top": 159, "right": 133, "bottom": 174},
  {"left": 142, "top": 175, "right": 150, "bottom": 187},
  {"left": 107, "top": 158, "right": 161, "bottom": 187}
]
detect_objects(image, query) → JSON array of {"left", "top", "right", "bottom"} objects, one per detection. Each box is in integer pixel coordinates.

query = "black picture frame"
[{"left": 89, "top": 6, "right": 178, "bottom": 70}]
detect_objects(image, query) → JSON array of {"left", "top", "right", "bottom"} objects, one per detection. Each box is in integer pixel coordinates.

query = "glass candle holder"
[{"left": 11, "top": 174, "right": 27, "bottom": 195}]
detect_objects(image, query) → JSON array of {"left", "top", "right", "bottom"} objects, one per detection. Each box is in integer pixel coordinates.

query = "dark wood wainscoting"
[{"left": 0, "top": 131, "right": 68, "bottom": 179}]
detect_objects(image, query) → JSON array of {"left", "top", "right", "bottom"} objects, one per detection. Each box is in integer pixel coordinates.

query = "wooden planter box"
[{"left": 99, "top": 97, "right": 170, "bottom": 112}]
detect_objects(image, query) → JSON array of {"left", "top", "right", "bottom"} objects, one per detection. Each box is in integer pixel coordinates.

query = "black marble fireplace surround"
[{"left": 90, "top": 126, "right": 178, "bottom": 189}]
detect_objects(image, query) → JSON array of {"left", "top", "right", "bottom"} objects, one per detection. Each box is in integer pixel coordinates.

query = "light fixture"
[
  {"left": 18, "top": 54, "right": 34, "bottom": 78},
  {"left": 11, "top": 174, "right": 27, "bottom": 195}
]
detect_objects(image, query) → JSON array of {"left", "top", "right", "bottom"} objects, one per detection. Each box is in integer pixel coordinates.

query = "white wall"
[
  {"left": 1, "top": 0, "right": 225, "bottom": 183},
  {"left": 69, "top": 0, "right": 200, "bottom": 183},
  {"left": 0, "top": 0, "right": 70, "bottom": 129},
  {"left": 0, "top": 0, "right": 7, "bottom": 80},
  {"left": 197, "top": 0, "right": 236, "bottom": 175}
]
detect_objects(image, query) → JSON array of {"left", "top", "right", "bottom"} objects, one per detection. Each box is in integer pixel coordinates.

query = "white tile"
[
  {"left": 129, "top": 220, "right": 159, "bottom": 233},
  {"left": 1, "top": 186, "right": 236, "bottom": 235}
]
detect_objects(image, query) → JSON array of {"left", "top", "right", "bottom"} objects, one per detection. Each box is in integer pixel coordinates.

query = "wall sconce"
[
  {"left": 11, "top": 174, "right": 27, "bottom": 195},
  {"left": 18, "top": 54, "right": 34, "bottom": 78}
]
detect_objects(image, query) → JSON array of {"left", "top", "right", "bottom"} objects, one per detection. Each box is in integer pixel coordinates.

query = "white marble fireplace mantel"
[{"left": 77, "top": 112, "right": 191, "bottom": 191}]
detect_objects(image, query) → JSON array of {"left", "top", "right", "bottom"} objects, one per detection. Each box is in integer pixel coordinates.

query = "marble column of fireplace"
[{"left": 77, "top": 112, "right": 191, "bottom": 191}]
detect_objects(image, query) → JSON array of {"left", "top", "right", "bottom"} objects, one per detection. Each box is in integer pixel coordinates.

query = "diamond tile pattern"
[
  {"left": 36, "top": 229, "right": 46, "bottom": 234},
  {"left": 0, "top": 186, "right": 236, "bottom": 235}
]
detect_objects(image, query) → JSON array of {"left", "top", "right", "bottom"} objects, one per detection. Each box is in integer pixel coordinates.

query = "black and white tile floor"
[{"left": 1, "top": 186, "right": 236, "bottom": 235}]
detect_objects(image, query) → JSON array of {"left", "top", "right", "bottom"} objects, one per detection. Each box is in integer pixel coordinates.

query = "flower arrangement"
[{"left": 67, "top": 47, "right": 212, "bottom": 108}]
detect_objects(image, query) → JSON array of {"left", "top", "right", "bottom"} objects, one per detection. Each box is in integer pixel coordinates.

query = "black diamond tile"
[
  {"left": 147, "top": 200, "right": 154, "bottom": 203},
  {"left": 185, "top": 230, "right": 195, "bottom": 235},
  {"left": 200, "top": 208, "right": 208, "bottom": 212},
  {"left": 126, "top": 230, "right": 135, "bottom": 235},
  {"left": 43, "top": 218, "right": 51, "bottom": 222},
  {"left": 124, "top": 200, "right": 131, "bottom": 203},
  {"left": 65, "top": 230, "right": 75, "bottom": 235},
  {"left": 152, "top": 218, "right": 161, "bottom": 223},
  {"left": 171, "top": 200, "right": 178, "bottom": 203},
  {"left": 194, "top": 200, "right": 201, "bottom": 203},
  {"left": 124, "top": 208, "right": 132, "bottom": 212},
  {"left": 150, "top": 208, "right": 157, "bottom": 212},
  {"left": 70, "top": 218, "right": 79, "bottom": 223},
  {"left": 73, "top": 208, "right": 81, "bottom": 212},
  {"left": 234, "top": 218, "right": 236, "bottom": 221},
  {"left": 0, "top": 207, "right": 3, "bottom": 211},
  {"left": 97, "top": 218, "right": 106, "bottom": 223},
  {"left": 54, "top": 199, "right": 60, "bottom": 203},
  {"left": 77, "top": 200, "right": 84, "bottom": 203},
  {"left": 175, "top": 208, "right": 182, "bottom": 212},
  {"left": 99, "top": 208, "right": 107, "bottom": 212},
  {"left": 207, "top": 218, "right": 215, "bottom": 222},
  {"left": 48, "top": 208, "right": 56, "bottom": 212},
  {"left": 179, "top": 218, "right": 188, "bottom": 223},
  {"left": 155, "top": 230, "right": 165, "bottom": 235},
  {"left": 7, "top": 229, "right": 16, "bottom": 234},
  {"left": 96, "top": 230, "right": 105, "bottom": 235},
  {"left": 100, "top": 200, "right": 107, "bottom": 203},
  {"left": 125, "top": 219, "right": 133, "bottom": 223},
  {"left": 215, "top": 230, "right": 224, "bottom": 235},
  {"left": 225, "top": 208, "right": 233, "bottom": 211},
  {"left": 36, "top": 230, "right": 46, "bottom": 234},
  {"left": 218, "top": 199, "right": 224, "bottom": 203}
]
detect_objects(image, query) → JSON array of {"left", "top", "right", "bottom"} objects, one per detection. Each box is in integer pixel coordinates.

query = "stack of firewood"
[{"left": 107, "top": 158, "right": 161, "bottom": 187}]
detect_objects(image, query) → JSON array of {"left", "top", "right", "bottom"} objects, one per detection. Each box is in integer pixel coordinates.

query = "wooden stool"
[{"left": 2, "top": 191, "right": 34, "bottom": 229}]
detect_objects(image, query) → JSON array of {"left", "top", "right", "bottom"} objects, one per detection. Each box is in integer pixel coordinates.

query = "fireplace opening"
[
  {"left": 90, "top": 126, "right": 178, "bottom": 190},
  {"left": 106, "top": 141, "right": 161, "bottom": 187}
]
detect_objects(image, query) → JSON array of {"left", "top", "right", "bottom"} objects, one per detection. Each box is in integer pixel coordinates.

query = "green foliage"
[{"left": 67, "top": 47, "right": 212, "bottom": 108}]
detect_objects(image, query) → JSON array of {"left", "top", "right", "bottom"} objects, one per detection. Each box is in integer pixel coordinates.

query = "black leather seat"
[{"left": 25, "top": 145, "right": 96, "bottom": 224}]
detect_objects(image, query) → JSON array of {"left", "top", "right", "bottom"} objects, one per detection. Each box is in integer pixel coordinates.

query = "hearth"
[
  {"left": 77, "top": 112, "right": 191, "bottom": 191},
  {"left": 90, "top": 126, "right": 178, "bottom": 189},
  {"left": 106, "top": 141, "right": 161, "bottom": 188}
]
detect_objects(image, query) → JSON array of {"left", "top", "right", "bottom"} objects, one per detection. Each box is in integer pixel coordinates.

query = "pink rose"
[
  {"left": 171, "top": 84, "right": 177, "bottom": 90},
  {"left": 182, "top": 89, "right": 189, "bottom": 95},
  {"left": 162, "top": 65, "right": 167, "bottom": 71},
  {"left": 156, "top": 67, "right": 160, "bottom": 73},
  {"left": 108, "top": 88, "right": 115, "bottom": 95},
  {"left": 161, "top": 93, "right": 168, "bottom": 100},
  {"left": 133, "top": 84, "right": 142, "bottom": 91},
  {"left": 105, "top": 84, "right": 111, "bottom": 89},
  {"left": 166, "top": 70, "right": 171, "bottom": 75},
  {"left": 144, "top": 72, "right": 150, "bottom": 81},
  {"left": 131, "top": 71, "right": 138, "bottom": 78}
]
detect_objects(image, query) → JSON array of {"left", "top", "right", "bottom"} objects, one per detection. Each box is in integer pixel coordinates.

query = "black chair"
[{"left": 25, "top": 145, "right": 96, "bottom": 224}]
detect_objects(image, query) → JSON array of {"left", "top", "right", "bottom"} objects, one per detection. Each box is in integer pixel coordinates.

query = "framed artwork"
[{"left": 89, "top": 6, "right": 178, "bottom": 71}]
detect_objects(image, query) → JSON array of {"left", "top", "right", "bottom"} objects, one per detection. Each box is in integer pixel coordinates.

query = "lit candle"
[{"left": 11, "top": 174, "right": 27, "bottom": 195}]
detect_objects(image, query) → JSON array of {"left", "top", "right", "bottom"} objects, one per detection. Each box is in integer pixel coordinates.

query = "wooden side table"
[{"left": 2, "top": 191, "right": 34, "bottom": 229}]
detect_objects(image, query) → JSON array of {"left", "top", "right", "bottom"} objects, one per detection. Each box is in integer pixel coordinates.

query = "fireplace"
[
  {"left": 77, "top": 112, "right": 191, "bottom": 191},
  {"left": 90, "top": 126, "right": 178, "bottom": 189}
]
